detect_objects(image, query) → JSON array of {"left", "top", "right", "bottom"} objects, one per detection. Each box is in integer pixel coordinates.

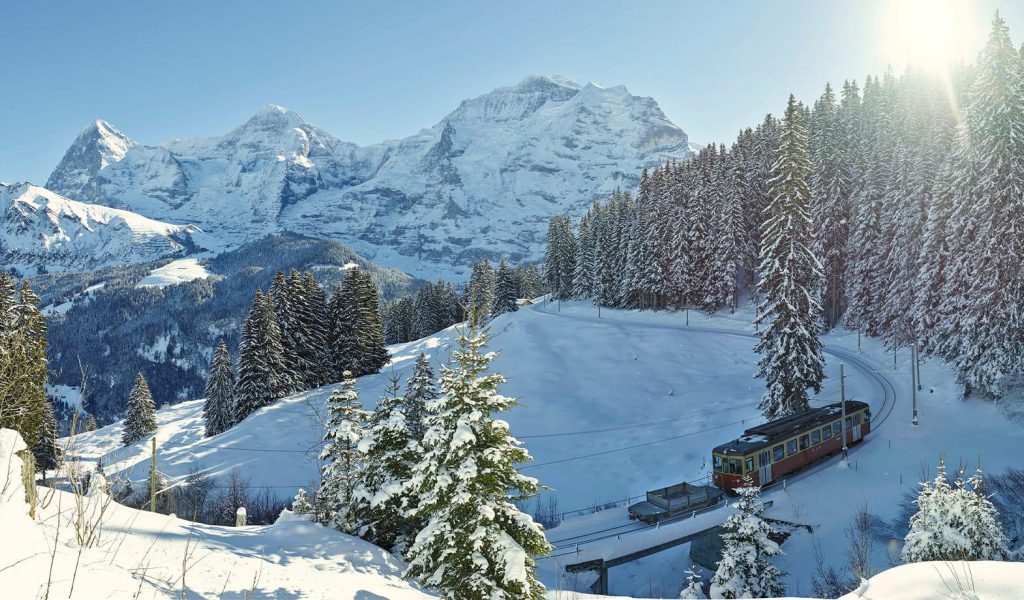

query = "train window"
[
  {"left": 713, "top": 455, "right": 723, "bottom": 472},
  {"left": 799, "top": 434, "right": 809, "bottom": 450},
  {"left": 811, "top": 429, "right": 821, "bottom": 445},
  {"left": 773, "top": 445, "right": 785, "bottom": 462},
  {"left": 845, "top": 416, "right": 853, "bottom": 431},
  {"left": 728, "top": 459, "right": 742, "bottom": 474},
  {"left": 854, "top": 413, "right": 861, "bottom": 426},
  {"left": 787, "top": 440, "right": 798, "bottom": 455},
  {"left": 823, "top": 424, "right": 832, "bottom": 438},
  {"left": 864, "top": 410, "right": 871, "bottom": 422},
  {"left": 834, "top": 421, "right": 842, "bottom": 436},
  {"left": 745, "top": 456, "right": 754, "bottom": 472}
]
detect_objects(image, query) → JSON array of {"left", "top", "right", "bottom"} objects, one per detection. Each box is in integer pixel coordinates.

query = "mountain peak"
[{"left": 45, "top": 119, "right": 135, "bottom": 202}]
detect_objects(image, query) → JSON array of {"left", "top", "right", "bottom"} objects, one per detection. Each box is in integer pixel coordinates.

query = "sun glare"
[{"left": 878, "top": 0, "right": 978, "bottom": 74}]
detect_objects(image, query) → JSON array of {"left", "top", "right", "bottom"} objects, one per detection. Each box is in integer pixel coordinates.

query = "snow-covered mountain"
[
  {"left": 0, "top": 182, "right": 200, "bottom": 273},
  {"left": 46, "top": 76, "right": 692, "bottom": 278},
  {"left": 44, "top": 120, "right": 135, "bottom": 203}
]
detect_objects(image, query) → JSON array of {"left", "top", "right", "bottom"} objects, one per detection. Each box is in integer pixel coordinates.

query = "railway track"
[{"left": 530, "top": 301, "right": 900, "bottom": 560}]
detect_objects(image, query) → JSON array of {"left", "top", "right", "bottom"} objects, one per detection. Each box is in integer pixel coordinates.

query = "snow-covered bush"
[
  {"left": 709, "top": 481, "right": 785, "bottom": 598},
  {"left": 902, "top": 460, "right": 1008, "bottom": 563}
]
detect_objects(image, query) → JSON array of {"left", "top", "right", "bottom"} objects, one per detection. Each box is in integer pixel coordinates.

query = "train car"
[
  {"left": 711, "top": 401, "right": 871, "bottom": 492},
  {"left": 627, "top": 481, "right": 725, "bottom": 523}
]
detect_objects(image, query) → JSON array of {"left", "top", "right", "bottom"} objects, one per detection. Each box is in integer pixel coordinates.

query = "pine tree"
[
  {"left": 754, "top": 95, "right": 826, "bottom": 419},
  {"left": 85, "top": 414, "right": 98, "bottom": 432},
  {"left": 950, "top": 12, "right": 1024, "bottom": 397},
  {"left": 1, "top": 278, "right": 49, "bottom": 452},
  {"left": 492, "top": 259, "right": 519, "bottom": 317},
  {"left": 122, "top": 372, "right": 157, "bottom": 446},
  {"left": 270, "top": 270, "right": 302, "bottom": 394},
  {"left": 404, "top": 353, "right": 436, "bottom": 442},
  {"left": 513, "top": 264, "right": 545, "bottom": 300},
  {"left": 355, "top": 376, "right": 420, "bottom": 551},
  {"left": 319, "top": 371, "right": 368, "bottom": 534},
  {"left": 203, "top": 340, "right": 236, "bottom": 437},
  {"left": 235, "top": 290, "right": 288, "bottom": 421},
  {"left": 352, "top": 269, "right": 389, "bottom": 375},
  {"left": 33, "top": 398, "right": 60, "bottom": 478},
  {"left": 299, "top": 272, "right": 330, "bottom": 386},
  {"left": 468, "top": 259, "right": 496, "bottom": 324},
  {"left": 709, "top": 482, "right": 785, "bottom": 599},
  {"left": 327, "top": 283, "right": 360, "bottom": 380},
  {"left": 405, "top": 320, "right": 551, "bottom": 600},
  {"left": 678, "top": 568, "right": 707, "bottom": 599},
  {"left": 902, "top": 460, "right": 1008, "bottom": 562}
]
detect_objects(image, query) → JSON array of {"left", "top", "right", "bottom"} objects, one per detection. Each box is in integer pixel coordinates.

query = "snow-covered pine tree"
[
  {"left": 203, "top": 339, "right": 236, "bottom": 437},
  {"left": 355, "top": 375, "right": 420, "bottom": 551},
  {"left": 298, "top": 271, "right": 330, "bottom": 386},
  {"left": 679, "top": 568, "right": 707, "bottom": 599},
  {"left": 902, "top": 460, "right": 1008, "bottom": 562},
  {"left": 809, "top": 82, "right": 851, "bottom": 329},
  {"left": 468, "top": 259, "right": 496, "bottom": 324},
  {"left": 513, "top": 264, "right": 545, "bottom": 300},
  {"left": 1, "top": 278, "right": 49, "bottom": 452},
  {"left": 492, "top": 259, "right": 519, "bottom": 317},
  {"left": 122, "top": 372, "right": 157, "bottom": 446},
  {"left": 319, "top": 371, "right": 368, "bottom": 534},
  {"left": 754, "top": 95, "right": 826, "bottom": 419},
  {"left": 85, "top": 414, "right": 98, "bottom": 432},
  {"left": 235, "top": 290, "right": 289, "bottom": 421},
  {"left": 270, "top": 270, "right": 302, "bottom": 394},
  {"left": 404, "top": 353, "right": 436, "bottom": 442},
  {"left": 709, "top": 481, "right": 785, "bottom": 599},
  {"left": 405, "top": 319, "right": 551, "bottom": 600},
  {"left": 351, "top": 269, "right": 389, "bottom": 375},
  {"left": 950, "top": 12, "right": 1024, "bottom": 397},
  {"left": 327, "top": 283, "right": 360, "bottom": 381},
  {"left": 572, "top": 213, "right": 595, "bottom": 300}
]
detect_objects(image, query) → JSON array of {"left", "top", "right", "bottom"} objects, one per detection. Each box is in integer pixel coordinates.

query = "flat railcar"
[{"left": 712, "top": 401, "right": 871, "bottom": 492}]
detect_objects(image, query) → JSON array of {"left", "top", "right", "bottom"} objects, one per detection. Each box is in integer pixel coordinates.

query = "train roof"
[{"left": 712, "top": 400, "right": 870, "bottom": 456}]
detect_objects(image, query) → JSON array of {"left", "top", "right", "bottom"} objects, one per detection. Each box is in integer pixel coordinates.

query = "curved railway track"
[{"left": 529, "top": 302, "right": 900, "bottom": 560}]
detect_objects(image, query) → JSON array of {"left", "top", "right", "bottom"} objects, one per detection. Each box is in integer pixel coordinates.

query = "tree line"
[
  {"left": 381, "top": 259, "right": 544, "bottom": 345},
  {"left": 546, "top": 13, "right": 1024, "bottom": 407}
]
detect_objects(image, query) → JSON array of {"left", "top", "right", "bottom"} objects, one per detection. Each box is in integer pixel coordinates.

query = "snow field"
[{"left": 63, "top": 300, "right": 1024, "bottom": 598}]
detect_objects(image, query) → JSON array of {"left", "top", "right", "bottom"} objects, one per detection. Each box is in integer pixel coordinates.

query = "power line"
[
  {"left": 518, "top": 406, "right": 757, "bottom": 439},
  {"left": 521, "top": 419, "right": 751, "bottom": 470}
]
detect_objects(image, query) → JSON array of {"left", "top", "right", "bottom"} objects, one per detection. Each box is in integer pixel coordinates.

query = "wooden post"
[{"left": 150, "top": 437, "right": 157, "bottom": 512}]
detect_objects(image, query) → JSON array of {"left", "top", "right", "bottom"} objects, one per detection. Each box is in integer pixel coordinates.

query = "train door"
[
  {"left": 852, "top": 414, "right": 862, "bottom": 442},
  {"left": 758, "top": 450, "right": 772, "bottom": 485}
]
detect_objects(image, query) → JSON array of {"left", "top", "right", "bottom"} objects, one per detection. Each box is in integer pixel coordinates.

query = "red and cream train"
[{"left": 711, "top": 400, "right": 871, "bottom": 491}]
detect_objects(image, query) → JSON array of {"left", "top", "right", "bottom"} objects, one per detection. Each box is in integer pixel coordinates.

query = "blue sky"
[{"left": 2, "top": 0, "right": 1020, "bottom": 184}]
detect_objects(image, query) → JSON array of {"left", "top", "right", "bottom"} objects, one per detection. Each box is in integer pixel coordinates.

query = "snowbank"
[{"left": 839, "top": 561, "right": 1024, "bottom": 600}]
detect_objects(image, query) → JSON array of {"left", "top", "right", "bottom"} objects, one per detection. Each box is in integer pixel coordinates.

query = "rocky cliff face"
[{"left": 46, "top": 76, "right": 692, "bottom": 278}]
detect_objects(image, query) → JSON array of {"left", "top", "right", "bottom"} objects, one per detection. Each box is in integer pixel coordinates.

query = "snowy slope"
[
  {"left": 61, "top": 299, "right": 1024, "bottom": 597},
  {"left": 0, "top": 429, "right": 435, "bottom": 599},
  {"left": 136, "top": 257, "right": 214, "bottom": 288},
  {"left": 46, "top": 76, "right": 692, "bottom": 279},
  {"left": 0, "top": 182, "right": 201, "bottom": 273}
]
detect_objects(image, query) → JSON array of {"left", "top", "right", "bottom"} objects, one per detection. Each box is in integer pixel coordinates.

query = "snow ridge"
[{"left": 0, "top": 182, "right": 200, "bottom": 272}]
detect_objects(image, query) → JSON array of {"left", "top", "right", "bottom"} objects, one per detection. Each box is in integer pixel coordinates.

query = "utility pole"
[
  {"left": 915, "top": 339, "right": 922, "bottom": 391},
  {"left": 150, "top": 437, "right": 157, "bottom": 512},
  {"left": 686, "top": 307, "right": 690, "bottom": 327},
  {"left": 840, "top": 363, "right": 848, "bottom": 461},
  {"left": 912, "top": 342, "right": 919, "bottom": 427}
]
